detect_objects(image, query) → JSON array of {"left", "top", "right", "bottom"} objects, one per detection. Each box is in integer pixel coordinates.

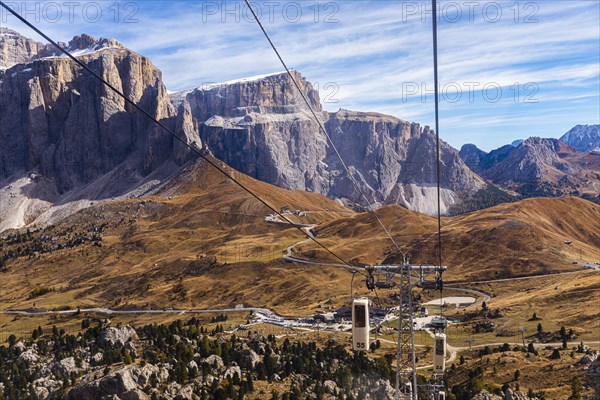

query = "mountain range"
[
  {"left": 459, "top": 135, "right": 599, "bottom": 199},
  {"left": 0, "top": 29, "right": 598, "bottom": 232}
]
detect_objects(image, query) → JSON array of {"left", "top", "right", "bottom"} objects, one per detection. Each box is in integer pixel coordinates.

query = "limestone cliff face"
[
  {"left": 0, "top": 32, "right": 199, "bottom": 230},
  {"left": 0, "top": 28, "right": 46, "bottom": 70},
  {"left": 186, "top": 70, "right": 321, "bottom": 120},
  {"left": 0, "top": 29, "right": 492, "bottom": 231},
  {"left": 324, "top": 110, "right": 485, "bottom": 213},
  {"left": 177, "top": 72, "right": 486, "bottom": 214},
  {"left": 186, "top": 71, "right": 330, "bottom": 193},
  {"left": 0, "top": 34, "right": 199, "bottom": 191}
]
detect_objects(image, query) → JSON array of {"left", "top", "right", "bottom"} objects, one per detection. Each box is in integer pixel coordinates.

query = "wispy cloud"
[{"left": 1, "top": 0, "right": 598, "bottom": 151}]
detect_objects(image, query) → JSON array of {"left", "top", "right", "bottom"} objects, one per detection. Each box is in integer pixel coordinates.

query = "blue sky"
[{"left": 1, "top": 0, "right": 598, "bottom": 151}]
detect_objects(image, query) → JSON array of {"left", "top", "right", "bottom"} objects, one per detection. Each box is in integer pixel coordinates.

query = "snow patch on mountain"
[
  {"left": 201, "top": 71, "right": 288, "bottom": 90},
  {"left": 168, "top": 71, "right": 289, "bottom": 107},
  {"left": 559, "top": 124, "right": 600, "bottom": 152}
]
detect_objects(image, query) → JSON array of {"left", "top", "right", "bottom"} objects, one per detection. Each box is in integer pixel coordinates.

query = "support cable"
[
  {"left": 243, "top": 0, "right": 407, "bottom": 261},
  {"left": 432, "top": 0, "right": 445, "bottom": 324}
]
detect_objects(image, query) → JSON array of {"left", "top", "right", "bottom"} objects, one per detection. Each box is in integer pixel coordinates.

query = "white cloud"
[{"left": 2, "top": 0, "right": 598, "bottom": 150}]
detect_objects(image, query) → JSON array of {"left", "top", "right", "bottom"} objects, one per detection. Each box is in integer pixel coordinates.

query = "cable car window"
[
  {"left": 435, "top": 338, "right": 444, "bottom": 355},
  {"left": 354, "top": 304, "right": 366, "bottom": 328}
]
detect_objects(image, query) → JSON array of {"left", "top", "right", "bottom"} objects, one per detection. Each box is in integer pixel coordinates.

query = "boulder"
[
  {"left": 124, "top": 341, "right": 137, "bottom": 357},
  {"left": 581, "top": 352, "right": 599, "bottom": 365},
  {"left": 203, "top": 354, "right": 224, "bottom": 369},
  {"left": 18, "top": 348, "right": 39, "bottom": 364},
  {"left": 52, "top": 356, "right": 89, "bottom": 374},
  {"left": 323, "top": 380, "right": 337, "bottom": 393},
  {"left": 101, "top": 326, "right": 138, "bottom": 346},
  {"left": 64, "top": 367, "right": 138, "bottom": 400},
  {"left": 92, "top": 352, "right": 104, "bottom": 364},
  {"left": 32, "top": 377, "right": 61, "bottom": 399},
  {"left": 122, "top": 389, "right": 150, "bottom": 400},
  {"left": 472, "top": 390, "right": 502, "bottom": 400},
  {"left": 224, "top": 365, "right": 241, "bottom": 380},
  {"left": 187, "top": 360, "right": 198, "bottom": 373},
  {"left": 586, "top": 356, "right": 600, "bottom": 400},
  {"left": 371, "top": 379, "right": 395, "bottom": 400},
  {"left": 240, "top": 348, "right": 260, "bottom": 368}
]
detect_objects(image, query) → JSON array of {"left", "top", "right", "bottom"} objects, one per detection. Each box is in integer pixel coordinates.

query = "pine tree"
[
  {"left": 247, "top": 374, "right": 254, "bottom": 392},
  {"left": 123, "top": 351, "right": 133, "bottom": 365}
]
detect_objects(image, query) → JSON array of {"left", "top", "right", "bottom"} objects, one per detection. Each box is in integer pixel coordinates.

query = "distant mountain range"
[
  {"left": 0, "top": 29, "right": 597, "bottom": 232},
  {"left": 459, "top": 133, "right": 599, "bottom": 200}
]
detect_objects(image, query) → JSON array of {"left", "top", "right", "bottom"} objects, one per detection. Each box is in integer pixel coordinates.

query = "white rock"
[
  {"left": 223, "top": 365, "right": 241, "bottom": 380},
  {"left": 324, "top": 380, "right": 337, "bottom": 393},
  {"left": 101, "top": 326, "right": 138, "bottom": 346},
  {"left": 203, "top": 354, "right": 224, "bottom": 369},
  {"left": 18, "top": 348, "right": 39, "bottom": 364},
  {"left": 52, "top": 356, "right": 89, "bottom": 374},
  {"left": 92, "top": 352, "right": 104, "bottom": 363}
]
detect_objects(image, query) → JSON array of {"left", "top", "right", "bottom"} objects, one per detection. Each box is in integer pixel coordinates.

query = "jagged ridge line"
[
  {"left": 0, "top": 0, "right": 360, "bottom": 273},
  {"left": 243, "top": 0, "right": 407, "bottom": 260}
]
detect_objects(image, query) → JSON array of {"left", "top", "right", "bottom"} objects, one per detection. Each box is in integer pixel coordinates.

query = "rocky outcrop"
[
  {"left": 0, "top": 28, "right": 46, "bottom": 70},
  {"left": 101, "top": 326, "right": 138, "bottom": 346},
  {"left": 51, "top": 356, "right": 90, "bottom": 374},
  {"left": 179, "top": 72, "right": 486, "bottom": 215},
  {"left": 461, "top": 137, "right": 600, "bottom": 198},
  {"left": 588, "top": 356, "right": 600, "bottom": 400},
  {"left": 0, "top": 31, "right": 199, "bottom": 231},
  {"left": 471, "top": 389, "right": 538, "bottom": 400},
  {"left": 325, "top": 110, "right": 486, "bottom": 214},
  {"left": 560, "top": 124, "right": 600, "bottom": 152},
  {"left": 191, "top": 71, "right": 330, "bottom": 196},
  {"left": 459, "top": 143, "right": 488, "bottom": 171}
]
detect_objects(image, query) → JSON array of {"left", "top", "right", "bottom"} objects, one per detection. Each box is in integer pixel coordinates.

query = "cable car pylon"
[{"left": 363, "top": 262, "right": 447, "bottom": 400}]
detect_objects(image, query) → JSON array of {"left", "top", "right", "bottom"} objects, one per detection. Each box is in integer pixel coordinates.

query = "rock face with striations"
[
  {"left": 189, "top": 71, "right": 329, "bottom": 195},
  {"left": 0, "top": 29, "right": 497, "bottom": 232},
  {"left": 0, "top": 28, "right": 46, "bottom": 71},
  {"left": 559, "top": 124, "right": 600, "bottom": 152},
  {"left": 0, "top": 31, "right": 199, "bottom": 231},
  {"left": 459, "top": 143, "right": 488, "bottom": 171},
  {"left": 459, "top": 137, "right": 600, "bottom": 197},
  {"left": 175, "top": 71, "right": 486, "bottom": 215}
]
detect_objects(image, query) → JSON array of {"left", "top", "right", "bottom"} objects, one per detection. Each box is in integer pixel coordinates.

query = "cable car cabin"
[
  {"left": 352, "top": 298, "right": 369, "bottom": 351},
  {"left": 433, "top": 332, "right": 446, "bottom": 373}
]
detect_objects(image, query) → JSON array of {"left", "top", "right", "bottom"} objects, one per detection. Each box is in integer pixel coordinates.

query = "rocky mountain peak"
[
  {"left": 0, "top": 29, "right": 199, "bottom": 231},
  {"left": 0, "top": 27, "right": 45, "bottom": 70},
  {"left": 459, "top": 144, "right": 488, "bottom": 171},
  {"left": 461, "top": 134, "right": 599, "bottom": 198},
  {"left": 181, "top": 71, "right": 487, "bottom": 215},
  {"left": 180, "top": 69, "right": 321, "bottom": 122},
  {"left": 1, "top": 30, "right": 125, "bottom": 72},
  {"left": 64, "top": 33, "right": 123, "bottom": 53},
  {"left": 559, "top": 124, "right": 600, "bottom": 152}
]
